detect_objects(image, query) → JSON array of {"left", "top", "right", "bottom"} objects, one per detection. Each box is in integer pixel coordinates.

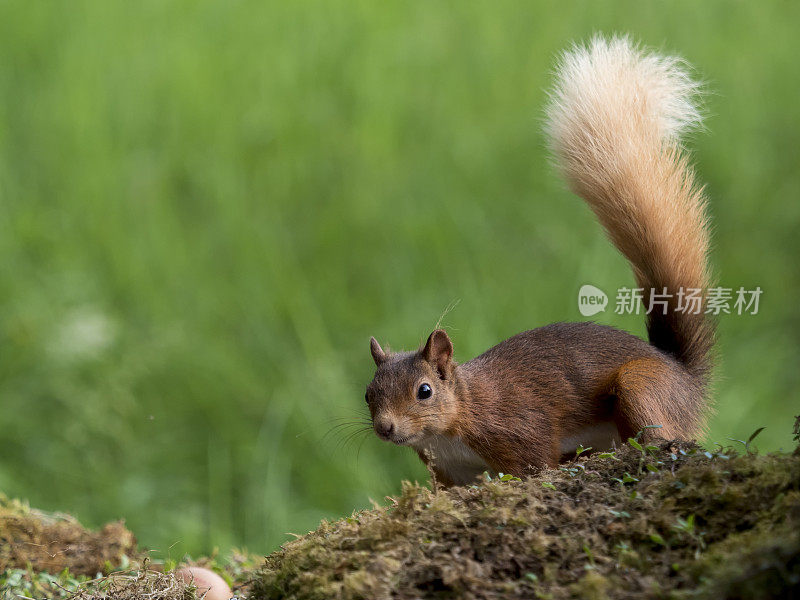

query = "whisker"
[
  {"left": 324, "top": 416, "right": 372, "bottom": 425},
  {"left": 321, "top": 421, "right": 372, "bottom": 444},
  {"left": 355, "top": 432, "right": 372, "bottom": 464},
  {"left": 331, "top": 425, "right": 372, "bottom": 451},
  {"left": 339, "top": 428, "right": 372, "bottom": 454}
]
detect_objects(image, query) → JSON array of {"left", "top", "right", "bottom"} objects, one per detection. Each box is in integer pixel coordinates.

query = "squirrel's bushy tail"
[{"left": 544, "top": 35, "right": 714, "bottom": 384}]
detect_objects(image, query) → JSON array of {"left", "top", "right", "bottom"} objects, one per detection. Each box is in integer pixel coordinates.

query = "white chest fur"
[{"left": 413, "top": 434, "right": 494, "bottom": 486}]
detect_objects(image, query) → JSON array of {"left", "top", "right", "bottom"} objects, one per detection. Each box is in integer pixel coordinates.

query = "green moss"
[
  {"left": 686, "top": 525, "right": 800, "bottom": 599},
  {"left": 252, "top": 440, "right": 800, "bottom": 600}
]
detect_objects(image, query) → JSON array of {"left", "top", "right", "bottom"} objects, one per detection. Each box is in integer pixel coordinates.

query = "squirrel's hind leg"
[{"left": 609, "top": 358, "right": 698, "bottom": 442}]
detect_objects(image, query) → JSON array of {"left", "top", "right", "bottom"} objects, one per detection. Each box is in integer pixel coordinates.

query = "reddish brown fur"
[{"left": 364, "top": 37, "right": 715, "bottom": 486}]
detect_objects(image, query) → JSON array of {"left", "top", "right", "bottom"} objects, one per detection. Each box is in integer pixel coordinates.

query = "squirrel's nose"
[{"left": 374, "top": 419, "right": 395, "bottom": 440}]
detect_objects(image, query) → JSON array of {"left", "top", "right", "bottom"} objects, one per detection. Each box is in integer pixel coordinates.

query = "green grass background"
[{"left": 1, "top": 1, "right": 798, "bottom": 557}]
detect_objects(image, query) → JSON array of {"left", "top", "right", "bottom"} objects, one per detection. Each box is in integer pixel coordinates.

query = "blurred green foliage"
[{"left": 0, "top": 1, "right": 797, "bottom": 557}]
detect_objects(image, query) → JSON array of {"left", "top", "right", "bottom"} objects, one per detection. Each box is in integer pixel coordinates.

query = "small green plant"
[
  {"left": 597, "top": 451, "right": 619, "bottom": 460},
  {"left": 628, "top": 427, "right": 665, "bottom": 474},
  {"left": 727, "top": 426, "right": 766, "bottom": 454},
  {"left": 582, "top": 544, "right": 596, "bottom": 569},
  {"left": 611, "top": 472, "right": 639, "bottom": 486},
  {"left": 673, "top": 514, "right": 695, "bottom": 534},
  {"left": 559, "top": 465, "right": 585, "bottom": 478},
  {"left": 673, "top": 514, "right": 706, "bottom": 556},
  {"left": 163, "top": 557, "right": 177, "bottom": 573},
  {"left": 634, "top": 425, "right": 663, "bottom": 441}
]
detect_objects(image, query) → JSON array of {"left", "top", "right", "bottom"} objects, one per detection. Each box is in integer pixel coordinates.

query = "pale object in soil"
[{"left": 175, "top": 566, "right": 232, "bottom": 600}]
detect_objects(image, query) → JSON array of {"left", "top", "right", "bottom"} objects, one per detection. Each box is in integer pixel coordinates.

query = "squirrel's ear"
[
  {"left": 421, "top": 329, "right": 454, "bottom": 379},
  {"left": 370, "top": 336, "right": 387, "bottom": 366}
]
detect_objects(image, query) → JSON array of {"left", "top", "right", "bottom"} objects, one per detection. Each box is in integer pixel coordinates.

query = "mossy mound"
[
  {"left": 0, "top": 494, "right": 138, "bottom": 576},
  {"left": 252, "top": 440, "right": 800, "bottom": 600},
  {"left": 0, "top": 494, "right": 145, "bottom": 598},
  {"left": 0, "top": 494, "right": 257, "bottom": 599}
]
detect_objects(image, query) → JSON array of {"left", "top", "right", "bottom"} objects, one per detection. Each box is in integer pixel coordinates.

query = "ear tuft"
[
  {"left": 421, "top": 329, "right": 454, "bottom": 379},
  {"left": 370, "top": 336, "right": 387, "bottom": 366}
]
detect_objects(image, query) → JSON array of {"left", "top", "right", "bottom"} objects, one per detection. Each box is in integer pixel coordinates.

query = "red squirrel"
[{"left": 365, "top": 36, "right": 715, "bottom": 487}]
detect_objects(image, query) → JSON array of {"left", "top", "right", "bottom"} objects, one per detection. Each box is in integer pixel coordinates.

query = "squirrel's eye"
[
  {"left": 417, "top": 383, "right": 432, "bottom": 400},
  {"left": 364, "top": 392, "right": 370, "bottom": 405}
]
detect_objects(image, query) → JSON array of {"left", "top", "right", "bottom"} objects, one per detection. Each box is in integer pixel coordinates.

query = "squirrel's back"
[{"left": 462, "top": 322, "right": 702, "bottom": 430}]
